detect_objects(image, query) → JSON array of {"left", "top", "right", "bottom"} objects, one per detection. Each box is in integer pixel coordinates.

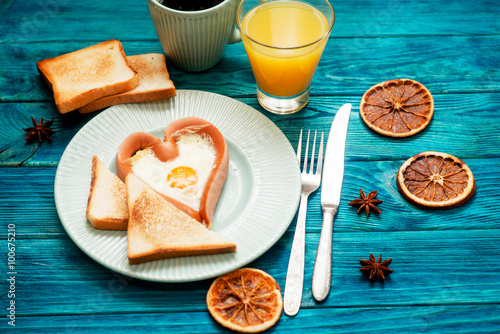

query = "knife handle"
[
  {"left": 284, "top": 193, "right": 309, "bottom": 316},
  {"left": 311, "top": 208, "right": 335, "bottom": 302}
]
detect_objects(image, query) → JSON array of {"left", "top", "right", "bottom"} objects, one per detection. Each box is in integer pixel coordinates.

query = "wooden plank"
[
  {"left": 1, "top": 155, "right": 498, "bottom": 237},
  {"left": 1, "top": 90, "right": 500, "bottom": 167},
  {"left": 0, "top": 103, "right": 97, "bottom": 166},
  {"left": 333, "top": 0, "right": 500, "bottom": 38},
  {"left": 272, "top": 92, "right": 500, "bottom": 162},
  {"left": 2, "top": 229, "right": 499, "bottom": 317},
  {"left": 8, "top": 304, "right": 500, "bottom": 333},
  {"left": 1, "top": 34, "right": 500, "bottom": 103},
  {"left": 1, "top": 0, "right": 498, "bottom": 332},
  {"left": 2, "top": 0, "right": 498, "bottom": 44}
]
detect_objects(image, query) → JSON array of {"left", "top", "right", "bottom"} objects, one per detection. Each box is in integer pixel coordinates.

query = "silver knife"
[{"left": 311, "top": 103, "right": 351, "bottom": 302}]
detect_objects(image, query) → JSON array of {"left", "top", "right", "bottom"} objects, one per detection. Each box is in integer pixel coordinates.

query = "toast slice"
[
  {"left": 37, "top": 39, "right": 139, "bottom": 114},
  {"left": 79, "top": 53, "right": 176, "bottom": 114},
  {"left": 125, "top": 174, "right": 236, "bottom": 265},
  {"left": 86, "top": 155, "right": 129, "bottom": 230}
]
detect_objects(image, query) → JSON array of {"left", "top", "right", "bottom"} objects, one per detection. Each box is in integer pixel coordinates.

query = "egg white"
[{"left": 129, "top": 133, "right": 216, "bottom": 211}]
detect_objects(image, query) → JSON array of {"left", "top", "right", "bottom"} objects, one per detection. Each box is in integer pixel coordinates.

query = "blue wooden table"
[{"left": 1, "top": 0, "right": 500, "bottom": 332}]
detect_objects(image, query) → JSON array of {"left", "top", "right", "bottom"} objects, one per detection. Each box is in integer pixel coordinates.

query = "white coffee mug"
[{"left": 146, "top": 0, "right": 242, "bottom": 72}]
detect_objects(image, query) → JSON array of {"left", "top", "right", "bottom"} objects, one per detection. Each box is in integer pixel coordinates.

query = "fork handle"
[
  {"left": 311, "top": 208, "right": 336, "bottom": 302},
  {"left": 283, "top": 193, "right": 309, "bottom": 316}
]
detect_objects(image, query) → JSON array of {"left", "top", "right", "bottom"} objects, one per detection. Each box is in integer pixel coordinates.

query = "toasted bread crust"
[
  {"left": 128, "top": 245, "right": 237, "bottom": 265},
  {"left": 78, "top": 53, "right": 176, "bottom": 114},
  {"left": 37, "top": 39, "right": 139, "bottom": 114},
  {"left": 126, "top": 175, "right": 236, "bottom": 264},
  {"left": 86, "top": 155, "right": 129, "bottom": 230}
]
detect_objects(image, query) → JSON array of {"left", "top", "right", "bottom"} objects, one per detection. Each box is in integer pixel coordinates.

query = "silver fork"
[{"left": 284, "top": 129, "right": 324, "bottom": 316}]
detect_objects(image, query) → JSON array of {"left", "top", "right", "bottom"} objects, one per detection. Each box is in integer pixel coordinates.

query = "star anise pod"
[
  {"left": 360, "top": 253, "right": 393, "bottom": 280},
  {"left": 23, "top": 116, "right": 56, "bottom": 143},
  {"left": 348, "top": 189, "right": 383, "bottom": 217}
]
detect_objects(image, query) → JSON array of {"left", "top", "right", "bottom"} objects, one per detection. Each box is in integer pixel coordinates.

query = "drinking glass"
[{"left": 236, "top": 0, "right": 335, "bottom": 114}]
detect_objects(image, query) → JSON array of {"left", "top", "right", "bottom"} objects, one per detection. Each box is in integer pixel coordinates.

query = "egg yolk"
[{"left": 167, "top": 166, "right": 198, "bottom": 189}]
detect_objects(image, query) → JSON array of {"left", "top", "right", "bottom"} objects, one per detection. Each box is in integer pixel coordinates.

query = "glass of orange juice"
[{"left": 237, "top": 0, "right": 335, "bottom": 114}]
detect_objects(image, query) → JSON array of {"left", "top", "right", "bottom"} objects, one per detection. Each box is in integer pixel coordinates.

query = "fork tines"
[{"left": 297, "top": 129, "right": 324, "bottom": 175}]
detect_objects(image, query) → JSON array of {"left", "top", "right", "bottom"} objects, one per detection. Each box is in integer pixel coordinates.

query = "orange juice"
[{"left": 241, "top": 1, "right": 330, "bottom": 97}]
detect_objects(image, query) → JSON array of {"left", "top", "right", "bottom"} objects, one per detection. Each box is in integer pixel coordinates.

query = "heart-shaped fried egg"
[
  {"left": 116, "top": 117, "right": 229, "bottom": 229},
  {"left": 127, "top": 133, "right": 216, "bottom": 211}
]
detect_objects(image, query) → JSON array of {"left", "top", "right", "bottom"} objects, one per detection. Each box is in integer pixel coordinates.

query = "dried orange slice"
[
  {"left": 206, "top": 268, "right": 283, "bottom": 333},
  {"left": 397, "top": 151, "right": 475, "bottom": 208},
  {"left": 360, "top": 79, "right": 434, "bottom": 137}
]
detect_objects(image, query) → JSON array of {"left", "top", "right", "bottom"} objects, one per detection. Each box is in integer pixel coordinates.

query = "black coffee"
[{"left": 159, "top": 0, "right": 225, "bottom": 11}]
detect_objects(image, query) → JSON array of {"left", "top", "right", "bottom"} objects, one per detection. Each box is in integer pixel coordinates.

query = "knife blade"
[{"left": 311, "top": 103, "right": 351, "bottom": 302}]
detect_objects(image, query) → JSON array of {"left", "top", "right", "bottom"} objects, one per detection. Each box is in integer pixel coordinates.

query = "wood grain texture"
[
  {"left": 1, "top": 91, "right": 500, "bottom": 166},
  {"left": 1, "top": 35, "right": 500, "bottom": 103},
  {"left": 1, "top": 155, "right": 498, "bottom": 238},
  {"left": 1, "top": 229, "right": 499, "bottom": 316},
  {"left": 1, "top": 0, "right": 499, "bottom": 332},
  {"left": 8, "top": 305, "right": 500, "bottom": 334},
  {"left": 2, "top": 0, "right": 499, "bottom": 43}
]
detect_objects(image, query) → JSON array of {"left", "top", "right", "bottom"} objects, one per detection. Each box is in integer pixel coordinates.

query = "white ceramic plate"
[{"left": 55, "top": 90, "right": 301, "bottom": 282}]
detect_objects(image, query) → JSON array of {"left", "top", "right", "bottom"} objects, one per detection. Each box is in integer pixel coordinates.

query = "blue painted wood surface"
[{"left": 1, "top": 0, "right": 499, "bottom": 332}]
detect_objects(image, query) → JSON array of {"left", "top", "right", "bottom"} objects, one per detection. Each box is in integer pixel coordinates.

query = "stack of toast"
[{"left": 37, "top": 39, "right": 176, "bottom": 114}]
